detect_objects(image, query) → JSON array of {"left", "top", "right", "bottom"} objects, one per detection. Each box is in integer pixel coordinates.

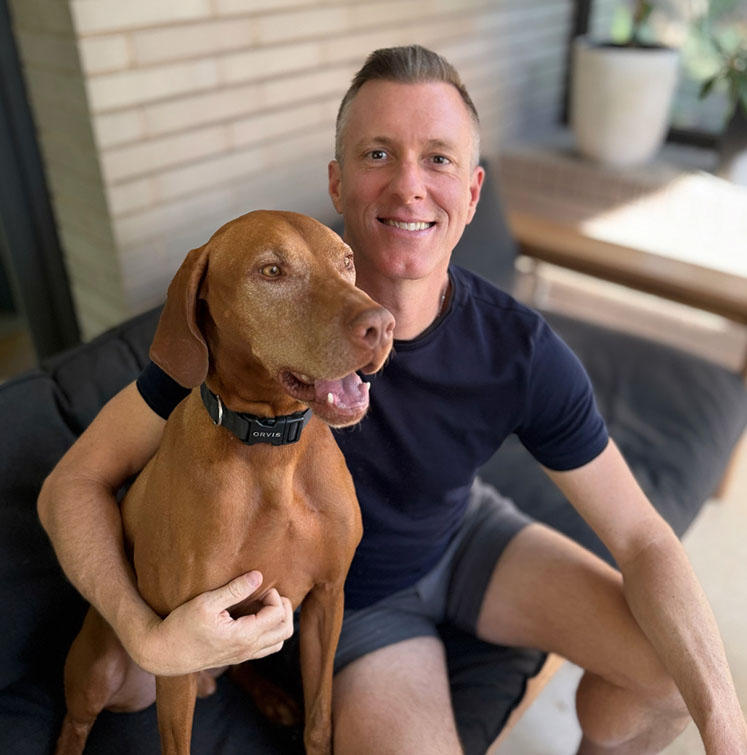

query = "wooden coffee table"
[{"left": 497, "top": 135, "right": 747, "bottom": 377}]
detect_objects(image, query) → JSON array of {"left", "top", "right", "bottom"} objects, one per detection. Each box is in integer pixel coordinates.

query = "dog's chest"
[{"left": 123, "top": 408, "right": 359, "bottom": 615}]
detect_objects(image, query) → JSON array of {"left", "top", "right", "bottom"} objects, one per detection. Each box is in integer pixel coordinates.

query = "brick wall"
[{"left": 9, "top": 0, "right": 573, "bottom": 339}]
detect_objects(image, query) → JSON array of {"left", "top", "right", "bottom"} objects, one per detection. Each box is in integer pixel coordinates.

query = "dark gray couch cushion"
[
  {"left": 41, "top": 308, "right": 160, "bottom": 433},
  {"left": 0, "top": 309, "right": 161, "bottom": 692},
  {"left": 550, "top": 312, "right": 747, "bottom": 532},
  {"left": 0, "top": 673, "right": 300, "bottom": 755},
  {"left": 0, "top": 371, "right": 86, "bottom": 692}
]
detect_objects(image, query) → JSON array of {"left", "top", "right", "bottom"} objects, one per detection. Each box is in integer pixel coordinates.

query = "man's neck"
[{"left": 355, "top": 268, "right": 450, "bottom": 341}]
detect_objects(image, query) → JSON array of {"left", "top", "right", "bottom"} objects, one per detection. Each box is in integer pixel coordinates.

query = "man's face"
[{"left": 328, "top": 80, "right": 484, "bottom": 284}]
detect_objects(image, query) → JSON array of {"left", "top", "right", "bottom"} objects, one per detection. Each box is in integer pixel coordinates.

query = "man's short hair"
[{"left": 334, "top": 45, "right": 481, "bottom": 167}]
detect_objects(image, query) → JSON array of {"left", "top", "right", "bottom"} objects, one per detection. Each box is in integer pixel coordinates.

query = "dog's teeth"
[
  {"left": 362, "top": 382, "right": 370, "bottom": 392},
  {"left": 327, "top": 393, "right": 335, "bottom": 405}
]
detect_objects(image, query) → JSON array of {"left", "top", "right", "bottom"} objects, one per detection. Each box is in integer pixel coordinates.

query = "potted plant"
[
  {"left": 570, "top": 0, "right": 680, "bottom": 166},
  {"left": 699, "top": 38, "right": 747, "bottom": 184}
]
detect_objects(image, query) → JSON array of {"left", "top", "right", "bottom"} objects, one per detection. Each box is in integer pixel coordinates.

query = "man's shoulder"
[{"left": 450, "top": 264, "right": 544, "bottom": 332}]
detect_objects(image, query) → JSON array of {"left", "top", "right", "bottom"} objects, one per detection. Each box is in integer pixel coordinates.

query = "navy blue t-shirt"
[{"left": 137, "top": 265, "right": 608, "bottom": 609}]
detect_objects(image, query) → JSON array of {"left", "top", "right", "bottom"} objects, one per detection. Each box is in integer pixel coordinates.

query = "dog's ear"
[{"left": 149, "top": 243, "right": 210, "bottom": 388}]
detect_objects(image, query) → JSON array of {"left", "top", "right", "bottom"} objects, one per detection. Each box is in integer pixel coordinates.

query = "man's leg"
[
  {"left": 476, "top": 522, "right": 690, "bottom": 754},
  {"left": 332, "top": 636, "right": 463, "bottom": 755}
]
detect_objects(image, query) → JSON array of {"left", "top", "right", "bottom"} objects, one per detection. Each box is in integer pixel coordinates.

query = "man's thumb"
[{"left": 210, "top": 571, "right": 263, "bottom": 609}]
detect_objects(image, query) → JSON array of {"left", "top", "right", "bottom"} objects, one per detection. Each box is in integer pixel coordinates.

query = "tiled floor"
[{"left": 498, "top": 266, "right": 747, "bottom": 754}]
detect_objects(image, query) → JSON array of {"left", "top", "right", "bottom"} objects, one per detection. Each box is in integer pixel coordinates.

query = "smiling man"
[
  {"left": 328, "top": 76, "right": 483, "bottom": 341},
  {"left": 38, "top": 45, "right": 747, "bottom": 754}
]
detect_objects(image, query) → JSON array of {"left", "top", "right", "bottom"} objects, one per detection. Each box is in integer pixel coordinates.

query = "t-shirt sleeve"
[
  {"left": 516, "top": 320, "right": 608, "bottom": 471},
  {"left": 136, "top": 360, "right": 191, "bottom": 420}
]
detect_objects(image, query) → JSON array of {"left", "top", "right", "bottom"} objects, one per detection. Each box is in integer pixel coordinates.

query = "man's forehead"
[
  {"left": 350, "top": 78, "right": 467, "bottom": 111},
  {"left": 345, "top": 80, "right": 474, "bottom": 139}
]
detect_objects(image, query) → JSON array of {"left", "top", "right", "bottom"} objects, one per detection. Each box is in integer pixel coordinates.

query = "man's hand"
[{"left": 127, "top": 571, "right": 294, "bottom": 676}]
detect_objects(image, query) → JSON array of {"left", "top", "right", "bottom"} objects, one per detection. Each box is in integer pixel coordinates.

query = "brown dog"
[{"left": 55, "top": 210, "right": 394, "bottom": 755}]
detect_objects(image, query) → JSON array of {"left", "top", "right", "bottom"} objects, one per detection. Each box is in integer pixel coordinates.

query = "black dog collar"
[{"left": 200, "top": 383, "right": 311, "bottom": 446}]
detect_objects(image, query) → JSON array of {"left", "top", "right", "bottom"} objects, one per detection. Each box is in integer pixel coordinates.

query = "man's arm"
[
  {"left": 37, "top": 382, "right": 293, "bottom": 676},
  {"left": 544, "top": 439, "right": 747, "bottom": 751}
]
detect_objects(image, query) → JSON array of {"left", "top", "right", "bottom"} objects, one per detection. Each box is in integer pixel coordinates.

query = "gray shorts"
[{"left": 333, "top": 478, "right": 533, "bottom": 675}]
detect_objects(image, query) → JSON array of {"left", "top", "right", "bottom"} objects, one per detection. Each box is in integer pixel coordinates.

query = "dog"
[{"left": 55, "top": 210, "right": 394, "bottom": 754}]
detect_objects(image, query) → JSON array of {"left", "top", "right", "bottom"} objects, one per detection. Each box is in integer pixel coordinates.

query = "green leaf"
[
  {"left": 712, "top": 35, "right": 730, "bottom": 58},
  {"left": 699, "top": 75, "right": 719, "bottom": 99}
]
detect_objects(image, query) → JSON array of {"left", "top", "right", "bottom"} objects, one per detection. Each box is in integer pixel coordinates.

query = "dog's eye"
[
  {"left": 260, "top": 264, "right": 282, "bottom": 278},
  {"left": 344, "top": 255, "right": 354, "bottom": 269}
]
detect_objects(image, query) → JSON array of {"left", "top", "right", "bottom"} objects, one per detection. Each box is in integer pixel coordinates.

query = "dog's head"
[{"left": 150, "top": 210, "right": 394, "bottom": 427}]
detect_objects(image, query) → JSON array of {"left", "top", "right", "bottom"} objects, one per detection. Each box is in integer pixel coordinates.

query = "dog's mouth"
[{"left": 279, "top": 370, "right": 371, "bottom": 427}]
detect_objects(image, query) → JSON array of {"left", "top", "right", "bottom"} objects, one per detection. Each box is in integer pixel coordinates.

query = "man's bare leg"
[
  {"left": 476, "top": 523, "right": 690, "bottom": 754},
  {"left": 333, "top": 636, "right": 463, "bottom": 755}
]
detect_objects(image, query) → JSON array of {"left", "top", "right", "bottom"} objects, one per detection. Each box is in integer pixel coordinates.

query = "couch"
[{"left": 1, "top": 169, "right": 745, "bottom": 754}]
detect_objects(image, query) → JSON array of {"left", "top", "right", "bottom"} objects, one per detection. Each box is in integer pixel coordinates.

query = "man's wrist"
[
  {"left": 701, "top": 711, "right": 747, "bottom": 753},
  {"left": 107, "top": 593, "right": 163, "bottom": 671}
]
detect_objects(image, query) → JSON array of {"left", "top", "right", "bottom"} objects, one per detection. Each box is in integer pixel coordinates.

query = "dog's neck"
[
  {"left": 201, "top": 330, "right": 304, "bottom": 421},
  {"left": 195, "top": 304, "right": 304, "bottom": 418},
  {"left": 203, "top": 360, "right": 303, "bottom": 419}
]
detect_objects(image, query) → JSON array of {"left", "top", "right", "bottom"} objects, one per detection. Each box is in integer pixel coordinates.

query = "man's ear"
[
  {"left": 328, "top": 160, "right": 343, "bottom": 214},
  {"left": 465, "top": 164, "right": 485, "bottom": 225},
  {"left": 149, "top": 244, "right": 210, "bottom": 389}
]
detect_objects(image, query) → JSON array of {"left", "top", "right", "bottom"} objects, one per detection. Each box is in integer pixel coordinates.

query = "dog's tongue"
[{"left": 314, "top": 373, "right": 368, "bottom": 409}]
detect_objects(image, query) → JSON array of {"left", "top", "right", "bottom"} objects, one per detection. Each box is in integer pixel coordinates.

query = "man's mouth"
[{"left": 379, "top": 218, "right": 435, "bottom": 231}]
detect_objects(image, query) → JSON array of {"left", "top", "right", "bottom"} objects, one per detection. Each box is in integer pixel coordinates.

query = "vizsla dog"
[{"left": 55, "top": 210, "right": 394, "bottom": 755}]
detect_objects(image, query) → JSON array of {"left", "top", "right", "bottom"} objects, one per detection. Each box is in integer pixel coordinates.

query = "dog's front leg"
[
  {"left": 299, "top": 583, "right": 345, "bottom": 755},
  {"left": 155, "top": 673, "right": 198, "bottom": 755}
]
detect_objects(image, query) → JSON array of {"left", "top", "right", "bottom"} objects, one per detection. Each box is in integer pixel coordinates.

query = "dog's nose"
[{"left": 348, "top": 306, "right": 395, "bottom": 352}]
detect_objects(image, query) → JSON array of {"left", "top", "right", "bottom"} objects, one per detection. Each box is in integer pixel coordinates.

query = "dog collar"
[{"left": 200, "top": 383, "right": 311, "bottom": 446}]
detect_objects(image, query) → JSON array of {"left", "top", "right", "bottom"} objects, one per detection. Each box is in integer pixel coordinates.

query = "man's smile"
[{"left": 378, "top": 218, "right": 437, "bottom": 231}]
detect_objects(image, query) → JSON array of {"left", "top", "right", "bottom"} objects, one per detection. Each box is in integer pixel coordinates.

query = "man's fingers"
[
  {"left": 236, "top": 593, "right": 294, "bottom": 643},
  {"left": 260, "top": 592, "right": 293, "bottom": 623},
  {"left": 251, "top": 642, "right": 286, "bottom": 660},
  {"left": 260, "top": 587, "right": 282, "bottom": 607},
  {"left": 281, "top": 597, "right": 294, "bottom": 628},
  {"left": 205, "top": 571, "right": 263, "bottom": 610}
]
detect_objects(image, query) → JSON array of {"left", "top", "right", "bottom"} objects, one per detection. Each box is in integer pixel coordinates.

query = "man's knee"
[{"left": 577, "top": 669, "right": 689, "bottom": 752}]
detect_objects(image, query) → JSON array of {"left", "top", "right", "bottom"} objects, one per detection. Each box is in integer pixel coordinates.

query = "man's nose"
[{"left": 388, "top": 159, "right": 426, "bottom": 203}]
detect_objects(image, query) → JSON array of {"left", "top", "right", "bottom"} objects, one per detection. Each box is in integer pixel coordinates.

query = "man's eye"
[
  {"left": 260, "top": 264, "right": 282, "bottom": 278},
  {"left": 432, "top": 155, "right": 451, "bottom": 165},
  {"left": 369, "top": 149, "right": 388, "bottom": 160}
]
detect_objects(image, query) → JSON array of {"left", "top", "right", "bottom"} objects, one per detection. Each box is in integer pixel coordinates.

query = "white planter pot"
[{"left": 570, "top": 37, "right": 679, "bottom": 166}]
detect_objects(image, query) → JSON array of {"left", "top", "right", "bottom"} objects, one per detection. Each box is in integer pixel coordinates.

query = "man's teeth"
[{"left": 384, "top": 219, "right": 432, "bottom": 231}]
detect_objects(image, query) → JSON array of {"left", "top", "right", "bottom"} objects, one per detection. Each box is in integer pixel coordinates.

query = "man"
[{"left": 39, "top": 46, "right": 746, "bottom": 754}]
